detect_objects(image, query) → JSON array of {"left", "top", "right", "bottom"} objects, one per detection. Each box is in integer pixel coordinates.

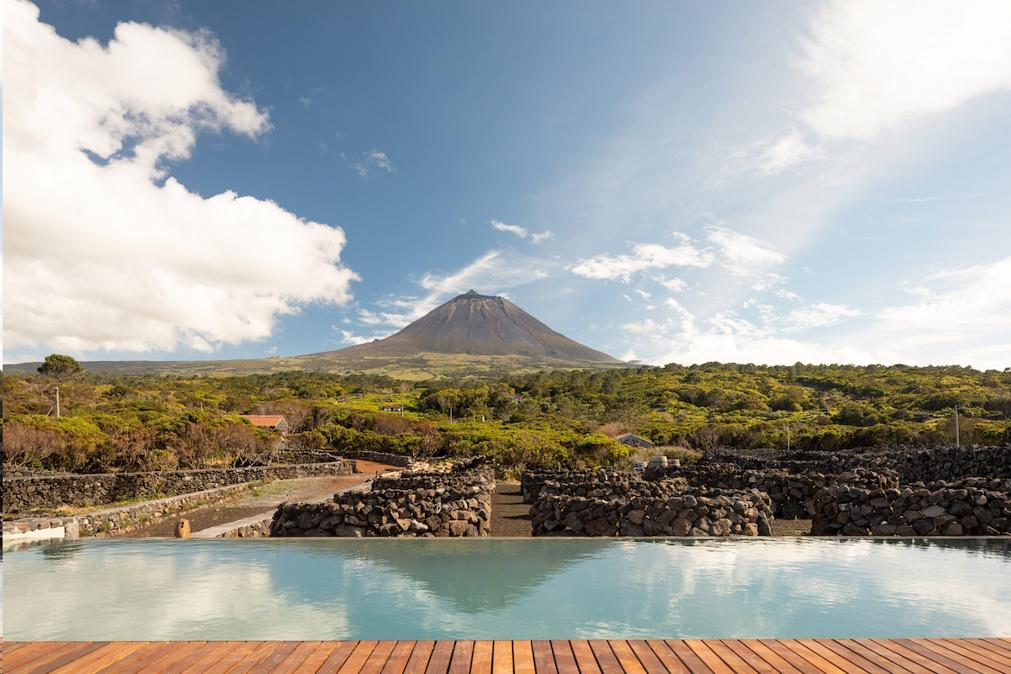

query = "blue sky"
[{"left": 5, "top": 0, "right": 1011, "bottom": 368}]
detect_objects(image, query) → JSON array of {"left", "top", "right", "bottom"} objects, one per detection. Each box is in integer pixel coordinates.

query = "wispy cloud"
[
  {"left": 490, "top": 219, "right": 553, "bottom": 244},
  {"left": 569, "top": 233, "right": 713, "bottom": 282},
  {"left": 346, "top": 149, "right": 395, "bottom": 177},
  {"left": 299, "top": 85, "right": 327, "bottom": 108},
  {"left": 706, "top": 226, "right": 785, "bottom": 275}
]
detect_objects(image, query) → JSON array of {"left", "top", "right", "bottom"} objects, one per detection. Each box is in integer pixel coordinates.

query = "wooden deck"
[{"left": 4, "top": 638, "right": 1011, "bottom": 673}]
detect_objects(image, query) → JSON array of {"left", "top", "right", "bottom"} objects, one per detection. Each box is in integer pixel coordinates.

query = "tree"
[{"left": 37, "top": 353, "right": 83, "bottom": 378}]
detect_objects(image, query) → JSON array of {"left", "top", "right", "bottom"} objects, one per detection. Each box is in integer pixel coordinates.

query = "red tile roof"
[{"left": 240, "top": 414, "right": 287, "bottom": 428}]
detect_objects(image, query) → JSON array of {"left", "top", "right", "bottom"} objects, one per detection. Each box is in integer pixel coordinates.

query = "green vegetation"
[
  {"left": 37, "top": 353, "right": 83, "bottom": 377},
  {"left": 4, "top": 362, "right": 1009, "bottom": 474}
]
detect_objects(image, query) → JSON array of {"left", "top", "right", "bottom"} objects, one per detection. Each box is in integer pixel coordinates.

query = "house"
[
  {"left": 240, "top": 414, "right": 290, "bottom": 433},
  {"left": 380, "top": 404, "right": 405, "bottom": 414},
  {"left": 615, "top": 433, "right": 654, "bottom": 449}
]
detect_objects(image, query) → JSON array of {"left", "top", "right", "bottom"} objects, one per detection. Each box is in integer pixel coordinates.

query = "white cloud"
[
  {"left": 3, "top": 1, "right": 359, "bottom": 356},
  {"left": 350, "top": 149, "right": 395, "bottom": 177},
  {"left": 332, "top": 326, "right": 381, "bottom": 346},
  {"left": 706, "top": 227, "right": 785, "bottom": 275},
  {"left": 491, "top": 220, "right": 553, "bottom": 244},
  {"left": 633, "top": 289, "right": 651, "bottom": 300},
  {"left": 491, "top": 220, "right": 528, "bottom": 238},
  {"left": 786, "top": 303, "right": 860, "bottom": 331},
  {"left": 569, "top": 235, "right": 713, "bottom": 282},
  {"left": 798, "top": 0, "right": 1011, "bottom": 141},
  {"left": 655, "top": 276, "right": 686, "bottom": 293},
  {"left": 756, "top": 131, "right": 821, "bottom": 175}
]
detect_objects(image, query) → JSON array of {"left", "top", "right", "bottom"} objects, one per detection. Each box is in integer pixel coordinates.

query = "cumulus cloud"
[
  {"left": 756, "top": 131, "right": 821, "bottom": 175},
  {"left": 569, "top": 234, "right": 713, "bottom": 282},
  {"left": 490, "top": 219, "right": 553, "bottom": 244},
  {"left": 3, "top": 0, "right": 359, "bottom": 356}
]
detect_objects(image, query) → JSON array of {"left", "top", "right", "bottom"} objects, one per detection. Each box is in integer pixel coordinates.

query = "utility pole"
[
  {"left": 954, "top": 405, "right": 960, "bottom": 447},
  {"left": 55, "top": 386, "right": 61, "bottom": 418},
  {"left": 449, "top": 406, "right": 453, "bottom": 423},
  {"left": 786, "top": 424, "right": 791, "bottom": 452}
]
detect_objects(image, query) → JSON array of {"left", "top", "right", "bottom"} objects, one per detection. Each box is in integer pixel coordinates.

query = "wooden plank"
[
  {"left": 930, "top": 639, "right": 1011, "bottom": 671},
  {"left": 683, "top": 640, "right": 734, "bottom": 674},
  {"left": 194, "top": 641, "right": 266, "bottom": 674},
  {"left": 608, "top": 641, "right": 647, "bottom": 674},
  {"left": 492, "top": 641, "right": 513, "bottom": 674},
  {"left": 958, "top": 639, "right": 1011, "bottom": 667},
  {"left": 405, "top": 641, "right": 436, "bottom": 674},
  {"left": 228, "top": 642, "right": 286, "bottom": 674},
  {"left": 835, "top": 638, "right": 924, "bottom": 674},
  {"left": 811, "top": 640, "right": 890, "bottom": 674},
  {"left": 99, "top": 642, "right": 178, "bottom": 673},
  {"left": 665, "top": 640, "right": 715, "bottom": 674},
  {"left": 471, "top": 641, "right": 493, "bottom": 674},
  {"left": 569, "top": 640, "right": 602, "bottom": 674},
  {"left": 549, "top": 641, "right": 577, "bottom": 674},
  {"left": 270, "top": 641, "right": 323, "bottom": 673},
  {"left": 626, "top": 641, "right": 666, "bottom": 673},
  {"left": 298, "top": 642, "right": 341, "bottom": 673},
  {"left": 978, "top": 639, "right": 1011, "bottom": 656},
  {"left": 3, "top": 642, "right": 77, "bottom": 671},
  {"left": 383, "top": 641, "right": 419, "bottom": 674},
  {"left": 871, "top": 639, "right": 959, "bottom": 674},
  {"left": 318, "top": 641, "right": 361, "bottom": 673},
  {"left": 756, "top": 640, "right": 823, "bottom": 674},
  {"left": 338, "top": 640, "right": 380, "bottom": 674},
  {"left": 645, "top": 640, "right": 692, "bottom": 674},
  {"left": 795, "top": 639, "right": 866, "bottom": 674},
  {"left": 588, "top": 640, "right": 623, "bottom": 674},
  {"left": 895, "top": 639, "right": 994, "bottom": 674},
  {"left": 778, "top": 639, "right": 850, "bottom": 674},
  {"left": 52, "top": 642, "right": 147, "bottom": 673},
  {"left": 738, "top": 640, "right": 804, "bottom": 674},
  {"left": 425, "top": 640, "right": 455, "bottom": 674},
  {"left": 29, "top": 642, "right": 111, "bottom": 674},
  {"left": 719, "top": 640, "right": 778, "bottom": 674},
  {"left": 362, "top": 641, "right": 399, "bottom": 674},
  {"left": 906, "top": 640, "right": 1004, "bottom": 674},
  {"left": 449, "top": 641, "right": 474, "bottom": 674},
  {"left": 704, "top": 640, "right": 759, "bottom": 674},
  {"left": 532, "top": 641, "right": 559, "bottom": 674},
  {"left": 512, "top": 641, "right": 535, "bottom": 674},
  {"left": 249, "top": 641, "right": 302, "bottom": 673}
]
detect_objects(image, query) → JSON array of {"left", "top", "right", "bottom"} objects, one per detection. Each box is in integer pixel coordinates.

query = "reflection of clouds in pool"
[{"left": 5, "top": 538, "right": 1011, "bottom": 640}]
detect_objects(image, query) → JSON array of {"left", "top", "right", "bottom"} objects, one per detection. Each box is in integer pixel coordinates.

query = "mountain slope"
[{"left": 334, "top": 290, "right": 620, "bottom": 363}]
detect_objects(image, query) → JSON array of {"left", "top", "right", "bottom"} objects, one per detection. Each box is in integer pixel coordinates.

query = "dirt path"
[
  {"left": 127, "top": 461, "right": 396, "bottom": 537},
  {"left": 491, "top": 481, "right": 532, "bottom": 537}
]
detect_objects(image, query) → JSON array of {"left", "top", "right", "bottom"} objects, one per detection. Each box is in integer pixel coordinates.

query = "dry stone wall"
[
  {"left": 271, "top": 467, "right": 493, "bottom": 537},
  {"left": 3, "top": 461, "right": 354, "bottom": 514},
  {"left": 811, "top": 478, "right": 1011, "bottom": 536},
  {"left": 531, "top": 488, "right": 774, "bottom": 537}
]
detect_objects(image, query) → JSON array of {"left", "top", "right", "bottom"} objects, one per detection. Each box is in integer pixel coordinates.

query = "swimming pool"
[{"left": 4, "top": 538, "right": 1010, "bottom": 640}]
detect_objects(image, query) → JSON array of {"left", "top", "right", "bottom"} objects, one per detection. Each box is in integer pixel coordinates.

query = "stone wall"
[
  {"left": 520, "top": 469, "right": 627, "bottom": 504},
  {"left": 2, "top": 461, "right": 354, "bottom": 514},
  {"left": 271, "top": 467, "right": 493, "bottom": 537},
  {"left": 704, "top": 445, "right": 1011, "bottom": 483},
  {"left": 3, "top": 482, "right": 253, "bottom": 539},
  {"left": 531, "top": 488, "right": 774, "bottom": 537},
  {"left": 811, "top": 478, "right": 1011, "bottom": 536},
  {"left": 334, "top": 450, "right": 415, "bottom": 468}
]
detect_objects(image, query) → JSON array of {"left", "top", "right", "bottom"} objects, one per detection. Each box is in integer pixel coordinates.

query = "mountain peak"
[{"left": 338, "top": 291, "right": 619, "bottom": 363}]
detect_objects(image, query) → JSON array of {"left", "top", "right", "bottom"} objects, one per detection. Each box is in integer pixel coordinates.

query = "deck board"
[{"left": 2, "top": 639, "right": 1007, "bottom": 672}]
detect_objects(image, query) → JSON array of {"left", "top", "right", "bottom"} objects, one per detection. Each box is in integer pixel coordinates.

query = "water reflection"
[{"left": 4, "top": 538, "right": 1011, "bottom": 641}]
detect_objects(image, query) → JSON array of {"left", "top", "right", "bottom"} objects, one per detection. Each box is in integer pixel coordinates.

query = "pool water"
[{"left": 4, "top": 538, "right": 1010, "bottom": 640}]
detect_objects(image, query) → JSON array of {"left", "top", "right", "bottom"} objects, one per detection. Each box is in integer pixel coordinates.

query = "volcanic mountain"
[
  {"left": 8, "top": 290, "right": 623, "bottom": 378},
  {"left": 337, "top": 290, "right": 619, "bottom": 363}
]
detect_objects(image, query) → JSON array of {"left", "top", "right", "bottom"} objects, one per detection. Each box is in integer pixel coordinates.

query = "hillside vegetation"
[{"left": 4, "top": 363, "right": 1009, "bottom": 474}]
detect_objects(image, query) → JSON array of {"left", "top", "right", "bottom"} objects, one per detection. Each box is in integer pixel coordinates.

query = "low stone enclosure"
[
  {"left": 2, "top": 460, "right": 355, "bottom": 515},
  {"left": 4, "top": 481, "right": 255, "bottom": 540},
  {"left": 271, "top": 462, "right": 494, "bottom": 537},
  {"left": 524, "top": 444, "right": 1010, "bottom": 537}
]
